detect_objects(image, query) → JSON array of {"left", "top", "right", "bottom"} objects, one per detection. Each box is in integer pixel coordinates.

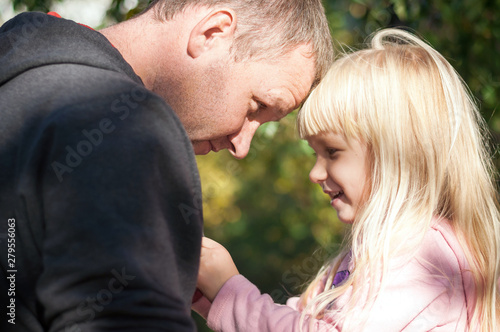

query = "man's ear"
[{"left": 187, "top": 8, "right": 236, "bottom": 59}]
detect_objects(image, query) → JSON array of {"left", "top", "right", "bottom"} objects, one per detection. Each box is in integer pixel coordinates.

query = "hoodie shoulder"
[{"left": 0, "top": 12, "right": 141, "bottom": 86}]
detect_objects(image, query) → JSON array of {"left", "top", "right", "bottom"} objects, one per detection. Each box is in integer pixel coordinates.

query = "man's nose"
[{"left": 228, "top": 120, "right": 260, "bottom": 159}]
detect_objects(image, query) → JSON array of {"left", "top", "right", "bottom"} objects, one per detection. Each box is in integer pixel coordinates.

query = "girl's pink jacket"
[{"left": 194, "top": 219, "right": 476, "bottom": 331}]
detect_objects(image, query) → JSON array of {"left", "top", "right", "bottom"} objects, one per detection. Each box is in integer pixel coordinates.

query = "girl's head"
[
  {"left": 306, "top": 131, "right": 371, "bottom": 225},
  {"left": 299, "top": 28, "right": 479, "bottom": 228},
  {"left": 297, "top": 29, "right": 500, "bottom": 331}
]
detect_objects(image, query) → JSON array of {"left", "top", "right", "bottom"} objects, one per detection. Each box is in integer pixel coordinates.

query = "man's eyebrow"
[
  {"left": 277, "top": 107, "right": 289, "bottom": 119},
  {"left": 269, "top": 105, "right": 289, "bottom": 120},
  {"left": 272, "top": 95, "right": 297, "bottom": 119}
]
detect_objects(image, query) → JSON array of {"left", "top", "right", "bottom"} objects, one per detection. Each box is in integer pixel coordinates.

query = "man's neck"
[
  {"left": 98, "top": 6, "right": 215, "bottom": 100},
  {"left": 99, "top": 11, "right": 165, "bottom": 90}
]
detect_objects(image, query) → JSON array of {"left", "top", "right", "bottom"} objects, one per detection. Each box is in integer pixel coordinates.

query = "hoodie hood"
[{"left": 0, "top": 12, "right": 142, "bottom": 87}]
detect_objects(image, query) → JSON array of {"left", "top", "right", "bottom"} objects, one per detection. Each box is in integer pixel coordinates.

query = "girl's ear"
[{"left": 187, "top": 8, "right": 236, "bottom": 59}]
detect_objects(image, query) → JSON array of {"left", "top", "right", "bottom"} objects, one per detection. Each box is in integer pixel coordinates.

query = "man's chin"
[{"left": 192, "top": 141, "right": 213, "bottom": 155}]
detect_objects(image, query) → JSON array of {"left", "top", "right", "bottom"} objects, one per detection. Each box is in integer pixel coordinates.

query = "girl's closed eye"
[{"left": 326, "top": 148, "right": 338, "bottom": 157}]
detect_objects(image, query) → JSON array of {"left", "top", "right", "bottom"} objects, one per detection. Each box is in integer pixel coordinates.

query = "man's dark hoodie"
[{"left": 0, "top": 12, "right": 203, "bottom": 332}]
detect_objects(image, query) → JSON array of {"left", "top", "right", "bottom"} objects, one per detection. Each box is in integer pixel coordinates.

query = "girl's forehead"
[
  {"left": 306, "top": 132, "right": 347, "bottom": 145},
  {"left": 306, "top": 131, "right": 370, "bottom": 152}
]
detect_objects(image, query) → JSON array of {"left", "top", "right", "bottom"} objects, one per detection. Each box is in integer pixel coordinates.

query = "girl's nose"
[{"left": 309, "top": 158, "right": 327, "bottom": 184}]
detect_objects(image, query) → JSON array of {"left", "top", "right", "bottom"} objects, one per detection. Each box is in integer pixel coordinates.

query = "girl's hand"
[{"left": 197, "top": 237, "right": 239, "bottom": 302}]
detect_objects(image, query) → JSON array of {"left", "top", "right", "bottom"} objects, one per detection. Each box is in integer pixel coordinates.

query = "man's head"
[
  {"left": 148, "top": 0, "right": 332, "bottom": 80},
  {"left": 146, "top": 0, "right": 334, "bottom": 158}
]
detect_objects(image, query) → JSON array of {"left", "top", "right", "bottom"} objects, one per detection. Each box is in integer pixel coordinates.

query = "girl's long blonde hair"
[{"left": 297, "top": 28, "right": 500, "bottom": 331}]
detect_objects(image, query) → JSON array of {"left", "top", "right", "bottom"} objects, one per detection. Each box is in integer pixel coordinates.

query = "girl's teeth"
[{"left": 333, "top": 192, "right": 343, "bottom": 199}]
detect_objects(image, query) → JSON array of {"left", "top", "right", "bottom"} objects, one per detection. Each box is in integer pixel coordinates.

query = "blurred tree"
[
  {"left": 325, "top": 0, "right": 500, "bottom": 143},
  {"left": 3, "top": 1, "right": 499, "bottom": 331},
  {"left": 106, "top": 0, "right": 150, "bottom": 22},
  {"left": 11, "top": 0, "right": 61, "bottom": 12}
]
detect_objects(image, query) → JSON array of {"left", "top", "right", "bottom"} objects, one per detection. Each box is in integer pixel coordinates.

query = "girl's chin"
[
  {"left": 332, "top": 202, "right": 355, "bottom": 224},
  {"left": 337, "top": 215, "right": 354, "bottom": 224},
  {"left": 331, "top": 194, "right": 364, "bottom": 224}
]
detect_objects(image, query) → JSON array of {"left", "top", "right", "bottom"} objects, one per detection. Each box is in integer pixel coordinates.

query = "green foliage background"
[{"left": 3, "top": 1, "right": 499, "bottom": 331}]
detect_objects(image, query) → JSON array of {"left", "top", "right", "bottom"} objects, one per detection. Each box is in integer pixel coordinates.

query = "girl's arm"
[
  {"left": 195, "top": 237, "right": 340, "bottom": 332},
  {"left": 195, "top": 225, "right": 472, "bottom": 331}
]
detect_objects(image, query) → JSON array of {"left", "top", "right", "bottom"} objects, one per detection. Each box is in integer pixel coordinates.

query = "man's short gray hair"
[{"left": 147, "top": 0, "right": 334, "bottom": 87}]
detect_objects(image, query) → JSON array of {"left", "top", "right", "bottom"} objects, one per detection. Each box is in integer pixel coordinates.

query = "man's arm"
[{"left": 34, "top": 91, "right": 202, "bottom": 331}]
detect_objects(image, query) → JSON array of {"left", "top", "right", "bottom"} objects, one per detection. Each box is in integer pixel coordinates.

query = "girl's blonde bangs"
[{"left": 297, "top": 55, "right": 371, "bottom": 142}]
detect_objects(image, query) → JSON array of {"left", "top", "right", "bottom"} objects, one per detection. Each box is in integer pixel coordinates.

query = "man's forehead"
[{"left": 290, "top": 49, "right": 316, "bottom": 97}]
